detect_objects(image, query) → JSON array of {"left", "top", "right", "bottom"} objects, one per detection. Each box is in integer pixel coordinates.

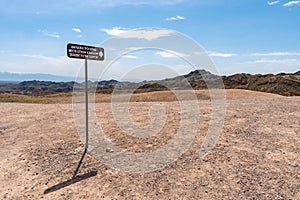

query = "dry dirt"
[{"left": 0, "top": 89, "right": 299, "bottom": 199}]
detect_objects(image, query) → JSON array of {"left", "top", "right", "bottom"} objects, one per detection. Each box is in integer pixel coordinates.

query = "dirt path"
[{"left": 0, "top": 90, "right": 299, "bottom": 199}]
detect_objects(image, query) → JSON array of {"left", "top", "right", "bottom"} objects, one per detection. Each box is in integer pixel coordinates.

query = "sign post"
[
  {"left": 84, "top": 58, "right": 88, "bottom": 150},
  {"left": 67, "top": 43, "right": 104, "bottom": 150}
]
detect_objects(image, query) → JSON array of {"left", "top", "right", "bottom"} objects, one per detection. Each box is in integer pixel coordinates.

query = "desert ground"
[{"left": 0, "top": 89, "right": 299, "bottom": 199}]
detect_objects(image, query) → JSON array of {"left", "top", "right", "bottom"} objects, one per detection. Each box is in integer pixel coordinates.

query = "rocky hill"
[
  {"left": 135, "top": 69, "right": 300, "bottom": 96},
  {"left": 0, "top": 70, "right": 299, "bottom": 96},
  {"left": 222, "top": 72, "right": 300, "bottom": 96}
]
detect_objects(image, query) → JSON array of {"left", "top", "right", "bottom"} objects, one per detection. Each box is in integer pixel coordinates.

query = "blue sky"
[{"left": 0, "top": 0, "right": 300, "bottom": 80}]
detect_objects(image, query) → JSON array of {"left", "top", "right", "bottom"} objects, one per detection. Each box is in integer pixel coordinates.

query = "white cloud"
[
  {"left": 238, "top": 58, "right": 300, "bottom": 65},
  {"left": 251, "top": 52, "right": 300, "bottom": 56},
  {"left": 206, "top": 51, "right": 237, "bottom": 57},
  {"left": 156, "top": 52, "right": 177, "bottom": 58},
  {"left": 283, "top": 1, "right": 300, "bottom": 7},
  {"left": 72, "top": 28, "right": 81, "bottom": 33},
  {"left": 15, "top": 54, "right": 45, "bottom": 58},
  {"left": 267, "top": 1, "right": 280, "bottom": 5},
  {"left": 123, "top": 55, "right": 137, "bottom": 59},
  {"left": 126, "top": 29, "right": 174, "bottom": 41},
  {"left": 101, "top": 27, "right": 129, "bottom": 36},
  {"left": 101, "top": 28, "right": 175, "bottom": 41},
  {"left": 165, "top": 15, "right": 185, "bottom": 21},
  {"left": 254, "top": 58, "right": 299, "bottom": 64},
  {"left": 156, "top": 50, "right": 189, "bottom": 58},
  {"left": 125, "top": 47, "right": 146, "bottom": 51},
  {"left": 209, "top": 53, "right": 236, "bottom": 57},
  {"left": 38, "top": 29, "right": 60, "bottom": 38}
]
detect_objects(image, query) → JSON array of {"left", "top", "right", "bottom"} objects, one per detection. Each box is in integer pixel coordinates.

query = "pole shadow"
[{"left": 44, "top": 149, "right": 97, "bottom": 194}]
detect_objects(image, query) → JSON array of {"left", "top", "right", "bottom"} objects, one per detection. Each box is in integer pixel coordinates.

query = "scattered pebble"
[
  {"left": 106, "top": 148, "right": 114, "bottom": 153},
  {"left": 290, "top": 162, "right": 298, "bottom": 167}
]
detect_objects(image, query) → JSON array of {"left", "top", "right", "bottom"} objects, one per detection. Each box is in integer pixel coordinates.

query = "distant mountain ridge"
[{"left": 0, "top": 70, "right": 299, "bottom": 96}]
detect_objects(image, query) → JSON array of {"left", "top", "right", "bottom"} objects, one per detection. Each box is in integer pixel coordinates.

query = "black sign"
[{"left": 67, "top": 43, "right": 104, "bottom": 61}]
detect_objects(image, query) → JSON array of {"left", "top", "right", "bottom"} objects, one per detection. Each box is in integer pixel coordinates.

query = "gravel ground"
[{"left": 0, "top": 90, "right": 299, "bottom": 199}]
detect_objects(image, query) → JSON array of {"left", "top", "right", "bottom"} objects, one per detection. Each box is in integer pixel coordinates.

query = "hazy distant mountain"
[
  {"left": 0, "top": 70, "right": 299, "bottom": 96},
  {"left": 0, "top": 72, "right": 75, "bottom": 82}
]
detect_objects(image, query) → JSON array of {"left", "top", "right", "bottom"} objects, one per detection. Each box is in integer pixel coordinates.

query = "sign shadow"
[{"left": 44, "top": 149, "right": 97, "bottom": 194}]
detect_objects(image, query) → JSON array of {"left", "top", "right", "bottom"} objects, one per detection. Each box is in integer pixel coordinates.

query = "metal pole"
[{"left": 85, "top": 59, "right": 88, "bottom": 150}]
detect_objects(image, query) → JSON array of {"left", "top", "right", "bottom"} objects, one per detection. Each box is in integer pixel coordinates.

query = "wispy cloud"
[
  {"left": 72, "top": 28, "right": 82, "bottom": 38},
  {"left": 156, "top": 50, "right": 189, "bottom": 58},
  {"left": 206, "top": 51, "right": 237, "bottom": 57},
  {"left": 38, "top": 29, "right": 60, "bottom": 38},
  {"left": 9, "top": 53, "right": 44, "bottom": 58},
  {"left": 254, "top": 58, "right": 299, "bottom": 64},
  {"left": 123, "top": 55, "right": 137, "bottom": 59},
  {"left": 72, "top": 28, "right": 81, "bottom": 33},
  {"left": 101, "top": 27, "right": 129, "bottom": 36},
  {"left": 267, "top": 1, "right": 281, "bottom": 5},
  {"left": 283, "top": 1, "right": 300, "bottom": 7},
  {"left": 239, "top": 58, "right": 300, "bottom": 65},
  {"left": 125, "top": 47, "right": 147, "bottom": 51},
  {"left": 101, "top": 28, "right": 174, "bottom": 41},
  {"left": 251, "top": 52, "right": 300, "bottom": 56},
  {"left": 165, "top": 15, "right": 185, "bottom": 21}
]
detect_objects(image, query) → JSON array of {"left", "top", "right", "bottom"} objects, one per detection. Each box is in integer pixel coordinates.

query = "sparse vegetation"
[
  {"left": 0, "top": 93, "right": 72, "bottom": 104},
  {"left": 0, "top": 90, "right": 211, "bottom": 104}
]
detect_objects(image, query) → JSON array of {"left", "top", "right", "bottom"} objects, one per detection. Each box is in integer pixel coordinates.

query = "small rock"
[
  {"left": 106, "top": 148, "right": 114, "bottom": 153},
  {"left": 119, "top": 191, "right": 125, "bottom": 196},
  {"left": 290, "top": 162, "right": 298, "bottom": 167}
]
